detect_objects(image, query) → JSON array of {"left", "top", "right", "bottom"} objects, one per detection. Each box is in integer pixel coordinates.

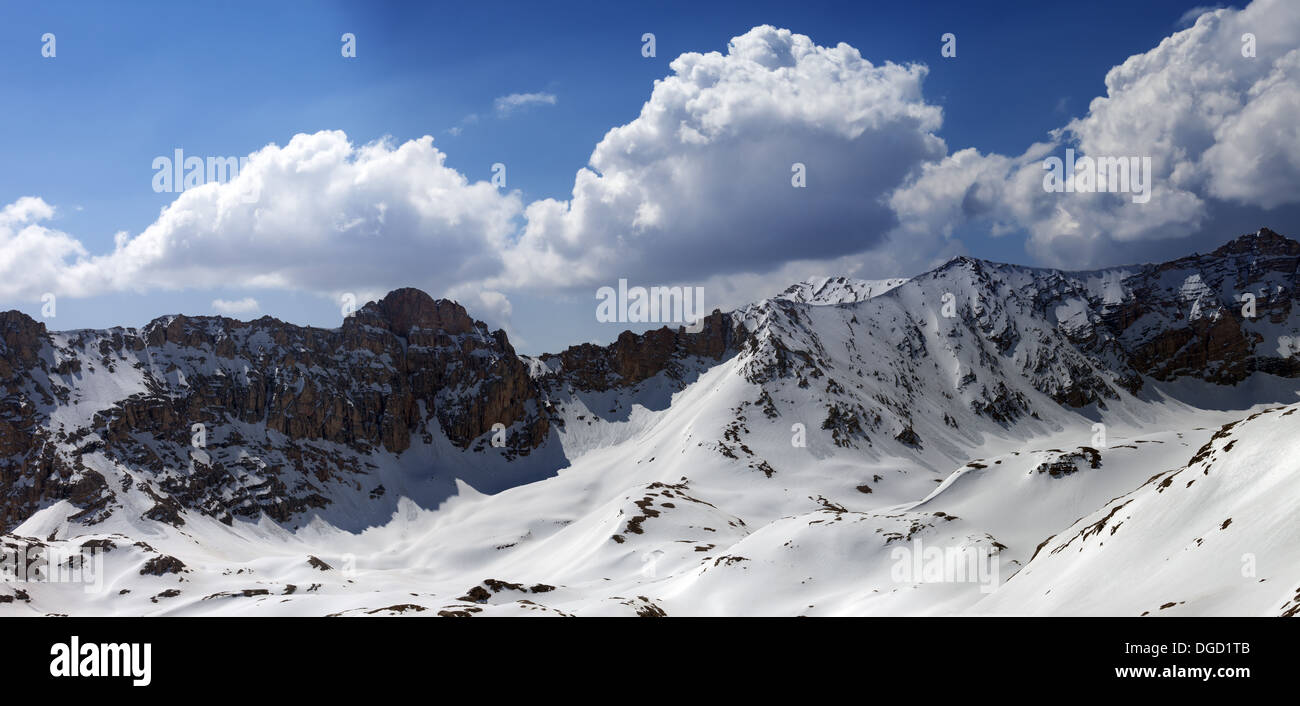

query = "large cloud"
[
  {"left": 891, "top": 0, "right": 1300, "bottom": 267},
  {"left": 44, "top": 131, "right": 522, "bottom": 302},
  {"left": 499, "top": 25, "right": 946, "bottom": 291}
]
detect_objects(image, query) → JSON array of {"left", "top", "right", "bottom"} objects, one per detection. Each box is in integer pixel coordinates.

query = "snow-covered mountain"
[
  {"left": 775, "top": 276, "right": 909, "bottom": 304},
  {"left": 2, "top": 228, "right": 1297, "bottom": 616}
]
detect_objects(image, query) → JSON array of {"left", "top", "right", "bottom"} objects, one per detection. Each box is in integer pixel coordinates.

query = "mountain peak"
[
  {"left": 0, "top": 310, "right": 46, "bottom": 364},
  {"left": 935, "top": 253, "right": 988, "bottom": 273},
  {"left": 361, "top": 287, "right": 477, "bottom": 335},
  {"left": 1211, "top": 227, "right": 1300, "bottom": 258},
  {"left": 776, "top": 276, "right": 909, "bottom": 305}
]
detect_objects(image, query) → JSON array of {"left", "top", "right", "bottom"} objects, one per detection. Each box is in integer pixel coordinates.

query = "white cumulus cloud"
[
  {"left": 890, "top": 0, "right": 1300, "bottom": 267},
  {"left": 500, "top": 25, "right": 947, "bottom": 292},
  {"left": 4, "top": 25, "right": 952, "bottom": 314},
  {"left": 49, "top": 130, "right": 522, "bottom": 302},
  {"left": 0, "top": 197, "right": 90, "bottom": 300}
]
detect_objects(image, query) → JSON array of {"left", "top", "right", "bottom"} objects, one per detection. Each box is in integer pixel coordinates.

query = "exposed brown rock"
[{"left": 541, "top": 309, "right": 742, "bottom": 391}]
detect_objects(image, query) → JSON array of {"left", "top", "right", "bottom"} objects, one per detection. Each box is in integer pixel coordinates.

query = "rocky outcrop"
[
  {"left": 0, "top": 311, "right": 90, "bottom": 530},
  {"left": 98, "top": 288, "right": 549, "bottom": 455},
  {"left": 539, "top": 310, "right": 743, "bottom": 392},
  {"left": 1084, "top": 228, "right": 1300, "bottom": 386},
  {"left": 0, "top": 289, "right": 551, "bottom": 531}
]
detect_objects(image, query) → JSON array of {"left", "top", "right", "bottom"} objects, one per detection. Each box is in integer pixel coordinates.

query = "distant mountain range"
[{"left": 2, "top": 228, "right": 1297, "bottom": 616}]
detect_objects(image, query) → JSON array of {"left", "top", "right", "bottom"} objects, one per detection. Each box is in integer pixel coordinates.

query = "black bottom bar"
[{"left": 6, "top": 616, "right": 1289, "bottom": 694}]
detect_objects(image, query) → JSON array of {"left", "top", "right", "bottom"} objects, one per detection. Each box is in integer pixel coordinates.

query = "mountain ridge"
[
  {"left": 1, "top": 226, "right": 1297, "bottom": 532},
  {"left": 2, "top": 228, "right": 1299, "bottom": 616}
]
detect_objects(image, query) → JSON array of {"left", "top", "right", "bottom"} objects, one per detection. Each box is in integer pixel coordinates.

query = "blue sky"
[{"left": 1, "top": 1, "right": 1296, "bottom": 353}]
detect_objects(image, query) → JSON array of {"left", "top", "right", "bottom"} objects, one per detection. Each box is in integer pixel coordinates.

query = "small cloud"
[
  {"left": 212, "top": 297, "right": 260, "bottom": 316},
  {"left": 446, "top": 113, "right": 479, "bottom": 136},
  {"left": 494, "top": 92, "right": 557, "bottom": 116}
]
